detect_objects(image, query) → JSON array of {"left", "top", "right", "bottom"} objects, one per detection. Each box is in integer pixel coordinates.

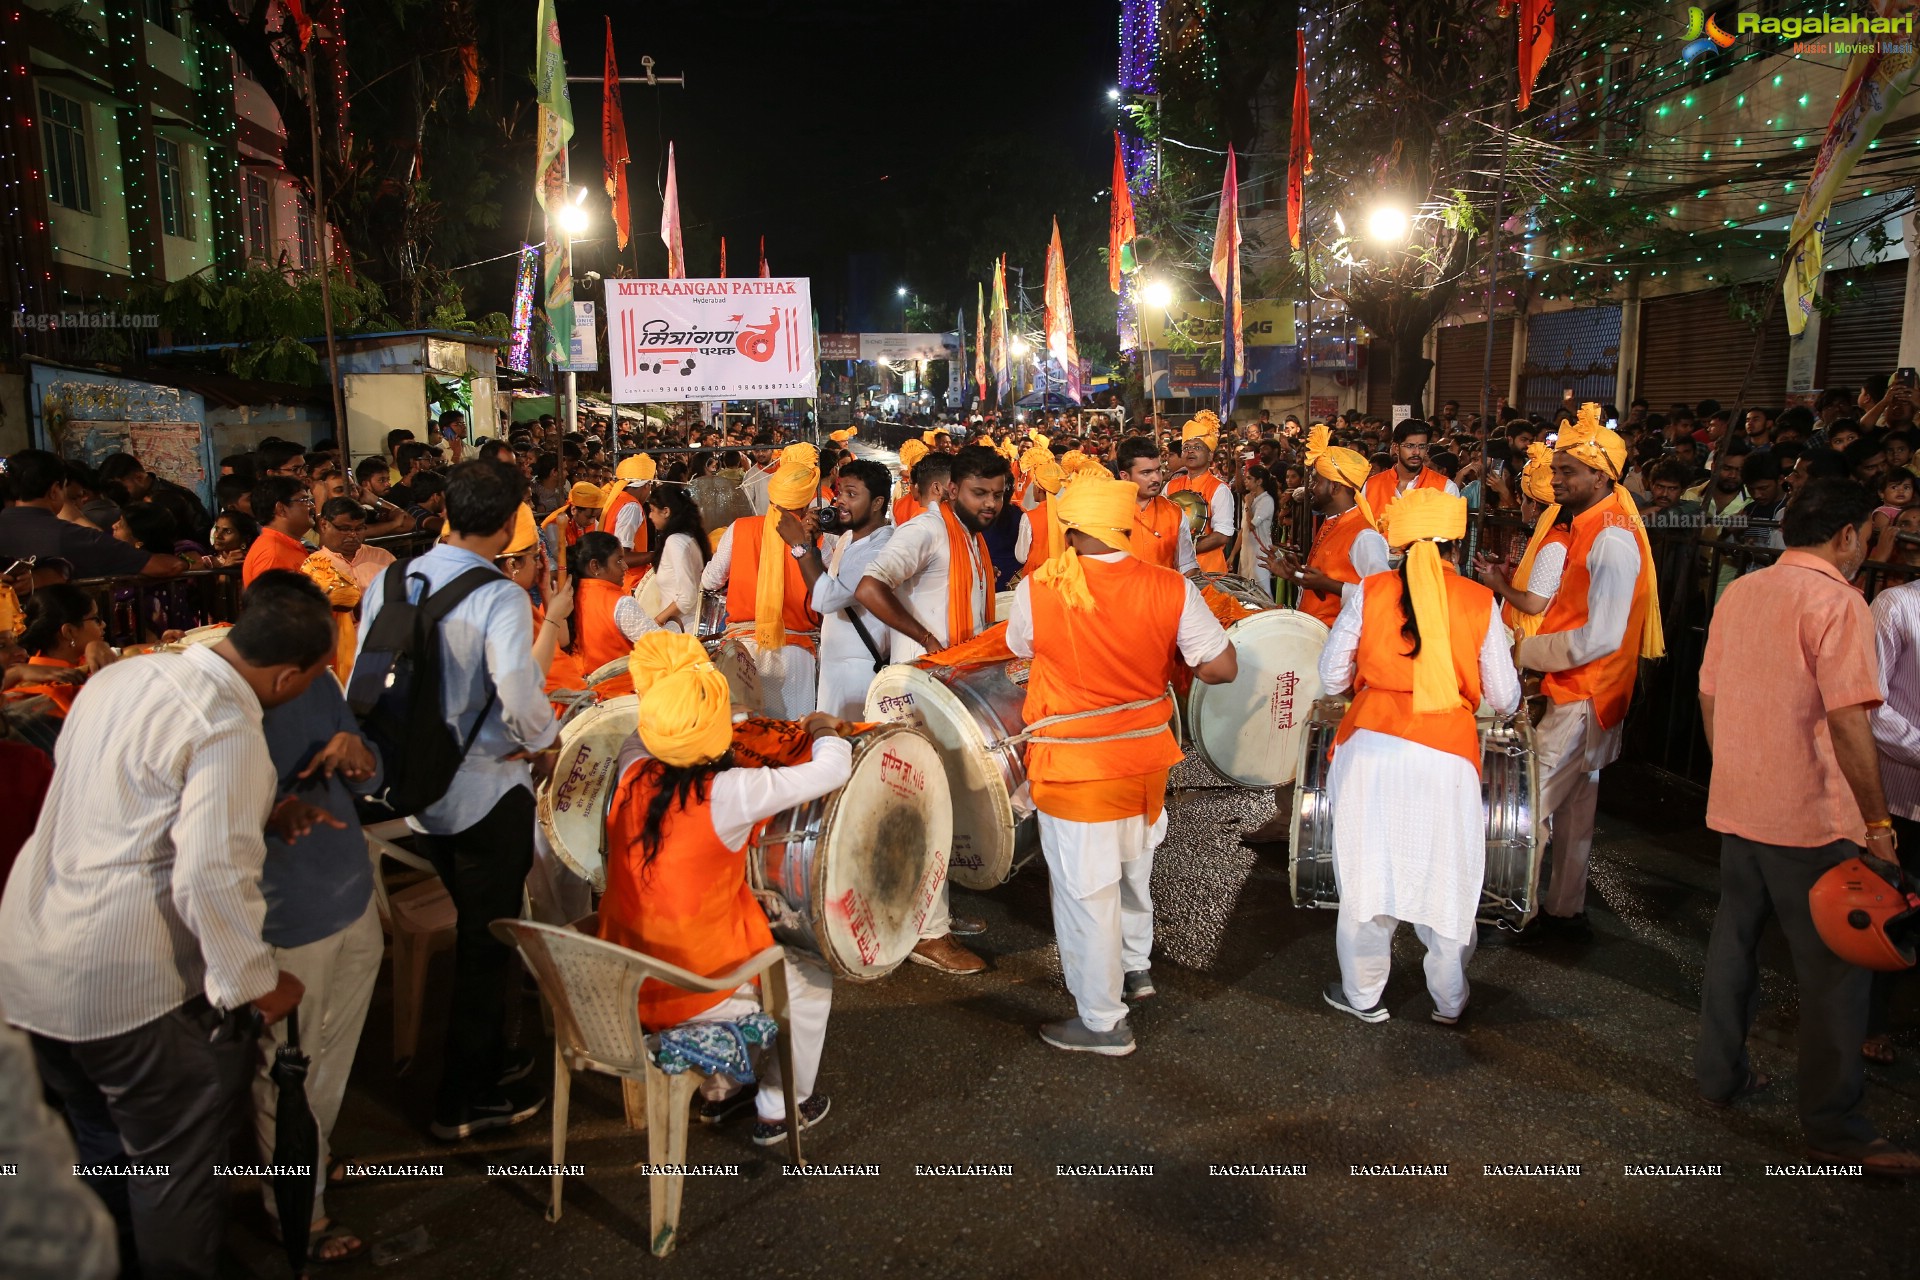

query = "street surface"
[{"left": 221, "top": 760, "right": 1919, "bottom": 1279}]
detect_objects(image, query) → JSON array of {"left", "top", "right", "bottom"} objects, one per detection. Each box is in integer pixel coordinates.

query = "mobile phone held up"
[{"left": 1897, "top": 367, "right": 1917, "bottom": 390}]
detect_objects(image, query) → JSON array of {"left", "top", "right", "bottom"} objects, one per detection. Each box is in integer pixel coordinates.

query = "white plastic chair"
[{"left": 489, "top": 917, "right": 804, "bottom": 1257}]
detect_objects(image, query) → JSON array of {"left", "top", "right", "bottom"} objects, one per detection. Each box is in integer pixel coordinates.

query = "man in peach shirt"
[{"left": 1697, "top": 477, "right": 1917, "bottom": 1176}]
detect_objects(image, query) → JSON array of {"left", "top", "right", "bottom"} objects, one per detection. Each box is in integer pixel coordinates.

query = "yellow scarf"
[
  {"left": 1381, "top": 490, "right": 1467, "bottom": 715},
  {"left": 757, "top": 444, "right": 820, "bottom": 650}
]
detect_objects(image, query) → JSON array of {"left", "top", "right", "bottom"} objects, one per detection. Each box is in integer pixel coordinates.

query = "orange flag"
[
  {"left": 1518, "top": 0, "right": 1554, "bottom": 110},
  {"left": 1109, "top": 132, "right": 1136, "bottom": 294},
  {"left": 601, "top": 18, "right": 630, "bottom": 250},
  {"left": 1287, "top": 30, "right": 1311, "bottom": 250}
]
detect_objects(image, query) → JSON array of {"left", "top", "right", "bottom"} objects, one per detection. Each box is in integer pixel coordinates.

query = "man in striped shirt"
[{"left": 0, "top": 572, "right": 338, "bottom": 1277}]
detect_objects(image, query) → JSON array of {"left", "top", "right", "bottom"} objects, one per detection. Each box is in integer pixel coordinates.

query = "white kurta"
[
  {"left": 810, "top": 525, "right": 895, "bottom": 719},
  {"left": 651, "top": 531, "right": 705, "bottom": 632},
  {"left": 1317, "top": 580, "right": 1523, "bottom": 941}
]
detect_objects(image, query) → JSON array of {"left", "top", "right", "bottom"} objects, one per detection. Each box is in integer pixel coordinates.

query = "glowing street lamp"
[
  {"left": 1139, "top": 279, "right": 1173, "bottom": 310},
  {"left": 557, "top": 186, "right": 590, "bottom": 237},
  {"left": 1365, "top": 204, "right": 1412, "bottom": 245}
]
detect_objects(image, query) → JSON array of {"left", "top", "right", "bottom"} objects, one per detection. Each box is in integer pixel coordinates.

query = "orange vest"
[
  {"left": 1130, "top": 496, "right": 1184, "bottom": 570},
  {"left": 600, "top": 765, "right": 773, "bottom": 1031},
  {"left": 894, "top": 492, "right": 925, "bottom": 526},
  {"left": 7, "top": 654, "right": 81, "bottom": 717},
  {"left": 1166, "top": 471, "right": 1228, "bottom": 573},
  {"left": 1362, "top": 466, "right": 1449, "bottom": 520},
  {"left": 531, "top": 603, "right": 585, "bottom": 703},
  {"left": 1023, "top": 556, "right": 1188, "bottom": 821},
  {"left": 723, "top": 515, "right": 822, "bottom": 632},
  {"left": 1022, "top": 498, "right": 1056, "bottom": 577},
  {"left": 1300, "top": 506, "right": 1372, "bottom": 626},
  {"left": 603, "top": 488, "right": 652, "bottom": 591},
  {"left": 1538, "top": 492, "right": 1648, "bottom": 729},
  {"left": 1334, "top": 570, "right": 1493, "bottom": 770},
  {"left": 1503, "top": 524, "right": 1574, "bottom": 633},
  {"left": 574, "top": 577, "right": 631, "bottom": 675}
]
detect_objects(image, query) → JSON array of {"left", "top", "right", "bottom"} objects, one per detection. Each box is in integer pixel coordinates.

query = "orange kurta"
[
  {"left": 1166, "top": 470, "right": 1229, "bottom": 573},
  {"left": 893, "top": 492, "right": 925, "bottom": 526},
  {"left": 1538, "top": 493, "right": 1649, "bottom": 730},
  {"left": 241, "top": 527, "right": 310, "bottom": 586},
  {"left": 1021, "top": 497, "right": 1056, "bottom": 578},
  {"left": 531, "top": 603, "right": 586, "bottom": 704},
  {"left": 573, "top": 577, "right": 631, "bottom": 676},
  {"left": 1024, "top": 556, "right": 1189, "bottom": 822},
  {"left": 723, "top": 515, "right": 822, "bottom": 633},
  {"left": 1130, "top": 496, "right": 1185, "bottom": 570},
  {"left": 600, "top": 766, "right": 772, "bottom": 1031},
  {"left": 1300, "top": 506, "right": 1373, "bottom": 626},
  {"left": 1333, "top": 570, "right": 1494, "bottom": 770},
  {"left": 1361, "top": 466, "right": 1450, "bottom": 521}
]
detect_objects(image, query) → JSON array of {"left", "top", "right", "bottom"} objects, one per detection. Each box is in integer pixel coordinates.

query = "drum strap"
[{"left": 1015, "top": 690, "right": 1174, "bottom": 746}]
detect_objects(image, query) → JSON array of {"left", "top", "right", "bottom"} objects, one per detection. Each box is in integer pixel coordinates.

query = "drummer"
[
  {"left": 1165, "top": 411, "right": 1235, "bottom": 573},
  {"left": 893, "top": 440, "right": 931, "bottom": 525},
  {"left": 1007, "top": 477, "right": 1236, "bottom": 1055},
  {"left": 1267, "top": 425, "right": 1388, "bottom": 627},
  {"left": 1474, "top": 442, "right": 1568, "bottom": 639},
  {"left": 1115, "top": 436, "right": 1198, "bottom": 573},
  {"left": 568, "top": 531, "right": 658, "bottom": 676},
  {"left": 789, "top": 459, "right": 896, "bottom": 720},
  {"left": 700, "top": 443, "right": 823, "bottom": 718},
  {"left": 1317, "top": 490, "right": 1520, "bottom": 1025},
  {"left": 601, "top": 454, "right": 658, "bottom": 591},
  {"left": 493, "top": 504, "right": 581, "bottom": 700},
  {"left": 855, "top": 445, "right": 1012, "bottom": 976},
  {"left": 1012, "top": 446, "right": 1066, "bottom": 577},
  {"left": 896, "top": 451, "right": 953, "bottom": 530},
  {"left": 599, "top": 632, "right": 846, "bottom": 1144},
  {"left": 540, "top": 480, "right": 606, "bottom": 565}
]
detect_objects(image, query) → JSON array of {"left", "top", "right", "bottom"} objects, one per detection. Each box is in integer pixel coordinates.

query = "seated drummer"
[
  {"left": 599, "top": 632, "right": 849, "bottom": 1145},
  {"left": 568, "top": 531, "right": 658, "bottom": 677}
]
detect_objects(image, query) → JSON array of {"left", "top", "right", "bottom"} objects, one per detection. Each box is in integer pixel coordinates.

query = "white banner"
[
  {"left": 859, "top": 331, "right": 960, "bottom": 363},
  {"left": 557, "top": 301, "right": 598, "bottom": 372},
  {"left": 606, "top": 277, "right": 817, "bottom": 402}
]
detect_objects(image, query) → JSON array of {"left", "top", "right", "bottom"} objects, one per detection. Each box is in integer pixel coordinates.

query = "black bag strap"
[
  {"left": 843, "top": 607, "right": 887, "bottom": 672},
  {"left": 410, "top": 565, "right": 504, "bottom": 755}
]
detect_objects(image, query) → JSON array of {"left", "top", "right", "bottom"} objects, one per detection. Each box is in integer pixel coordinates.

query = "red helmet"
[{"left": 1809, "top": 857, "right": 1920, "bottom": 971}]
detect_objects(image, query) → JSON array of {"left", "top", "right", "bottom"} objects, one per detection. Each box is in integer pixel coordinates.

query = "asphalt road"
[{"left": 214, "top": 757, "right": 1918, "bottom": 1280}]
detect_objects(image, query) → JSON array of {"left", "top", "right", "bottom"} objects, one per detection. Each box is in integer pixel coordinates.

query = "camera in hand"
[{"left": 815, "top": 504, "right": 847, "bottom": 534}]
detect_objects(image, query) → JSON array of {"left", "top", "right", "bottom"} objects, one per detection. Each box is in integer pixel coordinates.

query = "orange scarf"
[{"left": 940, "top": 502, "right": 994, "bottom": 648}]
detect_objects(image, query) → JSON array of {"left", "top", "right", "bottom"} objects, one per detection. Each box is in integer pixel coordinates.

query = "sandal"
[
  {"left": 309, "top": 1227, "right": 368, "bottom": 1266},
  {"left": 1701, "top": 1067, "right": 1772, "bottom": 1109},
  {"left": 1807, "top": 1138, "right": 1920, "bottom": 1178},
  {"left": 1862, "top": 1035, "right": 1897, "bottom": 1067}
]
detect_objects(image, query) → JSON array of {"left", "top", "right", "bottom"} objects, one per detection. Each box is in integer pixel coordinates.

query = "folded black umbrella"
[{"left": 269, "top": 1009, "right": 318, "bottom": 1278}]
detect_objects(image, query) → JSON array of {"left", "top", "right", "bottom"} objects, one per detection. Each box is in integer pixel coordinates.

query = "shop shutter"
[
  {"left": 1636, "top": 285, "right": 1790, "bottom": 410},
  {"left": 1365, "top": 339, "right": 1394, "bottom": 417},
  {"left": 1520, "top": 306, "right": 1621, "bottom": 417},
  {"left": 1819, "top": 258, "right": 1908, "bottom": 395},
  {"left": 1432, "top": 317, "right": 1514, "bottom": 417}
]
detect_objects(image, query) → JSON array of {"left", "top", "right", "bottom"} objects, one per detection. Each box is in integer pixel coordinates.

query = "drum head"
[
  {"left": 1189, "top": 609, "right": 1330, "bottom": 788},
  {"left": 177, "top": 623, "right": 232, "bottom": 648},
  {"left": 866, "top": 664, "right": 1016, "bottom": 889},
  {"left": 706, "top": 636, "right": 764, "bottom": 716},
  {"left": 993, "top": 588, "right": 1017, "bottom": 622},
  {"left": 536, "top": 695, "right": 636, "bottom": 891},
  {"left": 813, "top": 727, "right": 952, "bottom": 977}
]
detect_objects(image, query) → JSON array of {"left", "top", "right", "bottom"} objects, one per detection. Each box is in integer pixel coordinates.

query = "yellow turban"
[
  {"left": 1509, "top": 442, "right": 1563, "bottom": 640},
  {"left": 616, "top": 453, "right": 658, "bottom": 482},
  {"left": 1305, "top": 424, "right": 1377, "bottom": 529},
  {"left": 1381, "top": 489, "right": 1469, "bottom": 716},
  {"left": 1554, "top": 403, "right": 1664, "bottom": 659},
  {"left": 1027, "top": 430, "right": 1050, "bottom": 450},
  {"left": 503, "top": 504, "right": 538, "bottom": 556},
  {"left": 898, "top": 439, "right": 929, "bottom": 474},
  {"left": 1019, "top": 443, "right": 1053, "bottom": 477},
  {"left": 630, "top": 632, "right": 733, "bottom": 767},
  {"left": 567, "top": 481, "right": 606, "bottom": 509},
  {"left": 830, "top": 426, "right": 858, "bottom": 443},
  {"left": 1060, "top": 448, "right": 1105, "bottom": 478},
  {"left": 1181, "top": 410, "right": 1221, "bottom": 453},
  {"left": 1029, "top": 458, "right": 1066, "bottom": 496},
  {"left": 757, "top": 444, "right": 821, "bottom": 650},
  {"left": 922, "top": 429, "right": 945, "bottom": 446},
  {"left": 1033, "top": 478, "right": 1138, "bottom": 612}
]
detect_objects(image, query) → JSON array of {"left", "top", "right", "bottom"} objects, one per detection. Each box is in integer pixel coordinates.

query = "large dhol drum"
[
  {"left": 749, "top": 725, "right": 952, "bottom": 981},
  {"left": 1186, "top": 609, "right": 1329, "bottom": 788},
  {"left": 722, "top": 627, "right": 817, "bottom": 720},
  {"left": 865, "top": 659, "right": 1039, "bottom": 890},
  {"left": 584, "top": 655, "right": 629, "bottom": 689},
  {"left": 1288, "top": 699, "right": 1544, "bottom": 932},
  {"left": 537, "top": 695, "right": 637, "bottom": 891},
  {"left": 1188, "top": 571, "right": 1277, "bottom": 612},
  {"left": 695, "top": 592, "right": 729, "bottom": 642}
]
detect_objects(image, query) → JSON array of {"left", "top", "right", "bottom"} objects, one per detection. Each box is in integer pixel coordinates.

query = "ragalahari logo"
[
  {"left": 1681, "top": 6, "right": 1738, "bottom": 60},
  {"left": 1682, "top": 5, "right": 1917, "bottom": 60}
]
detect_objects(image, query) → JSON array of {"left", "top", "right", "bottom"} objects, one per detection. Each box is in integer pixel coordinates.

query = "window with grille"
[
  {"left": 157, "top": 139, "right": 191, "bottom": 239},
  {"left": 295, "top": 198, "right": 314, "bottom": 268},
  {"left": 144, "top": 0, "right": 178, "bottom": 34},
  {"left": 244, "top": 174, "right": 271, "bottom": 259},
  {"left": 39, "top": 89, "right": 93, "bottom": 213}
]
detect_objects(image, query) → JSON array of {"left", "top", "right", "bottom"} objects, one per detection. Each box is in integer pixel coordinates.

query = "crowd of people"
[{"left": 2, "top": 368, "right": 1919, "bottom": 1278}]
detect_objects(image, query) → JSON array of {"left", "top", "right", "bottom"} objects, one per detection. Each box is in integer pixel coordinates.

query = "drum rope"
[{"left": 1011, "top": 691, "right": 1176, "bottom": 747}]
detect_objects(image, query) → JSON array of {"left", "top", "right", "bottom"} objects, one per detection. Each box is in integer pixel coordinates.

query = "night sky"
[{"left": 558, "top": 0, "right": 1117, "bottom": 333}]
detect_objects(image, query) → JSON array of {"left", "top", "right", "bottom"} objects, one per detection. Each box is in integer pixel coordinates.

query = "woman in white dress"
[
  {"left": 644, "top": 484, "right": 712, "bottom": 633},
  {"left": 1237, "top": 465, "right": 1279, "bottom": 597}
]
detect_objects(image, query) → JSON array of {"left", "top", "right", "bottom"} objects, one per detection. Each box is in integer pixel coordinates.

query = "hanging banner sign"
[
  {"left": 606, "top": 277, "right": 817, "bottom": 402},
  {"left": 859, "top": 332, "right": 960, "bottom": 363},
  {"left": 818, "top": 333, "right": 861, "bottom": 360},
  {"left": 556, "top": 302, "right": 598, "bottom": 372}
]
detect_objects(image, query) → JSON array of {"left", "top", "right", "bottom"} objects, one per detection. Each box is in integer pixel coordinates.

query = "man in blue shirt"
[
  {"left": 354, "top": 460, "right": 558, "bottom": 1140},
  {"left": 248, "top": 579, "right": 384, "bottom": 1265}
]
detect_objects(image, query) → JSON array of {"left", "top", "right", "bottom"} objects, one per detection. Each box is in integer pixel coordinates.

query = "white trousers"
[
  {"left": 816, "top": 651, "right": 878, "bottom": 722},
  {"left": 918, "top": 870, "right": 952, "bottom": 940},
  {"left": 1335, "top": 904, "right": 1475, "bottom": 1019},
  {"left": 750, "top": 643, "right": 818, "bottom": 720},
  {"left": 1037, "top": 810, "right": 1166, "bottom": 1033},
  {"left": 686, "top": 948, "right": 832, "bottom": 1122},
  {"left": 1534, "top": 699, "right": 1609, "bottom": 918},
  {"left": 253, "top": 900, "right": 383, "bottom": 1222}
]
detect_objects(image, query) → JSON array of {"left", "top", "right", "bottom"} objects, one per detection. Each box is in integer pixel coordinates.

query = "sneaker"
[
  {"left": 751, "top": 1094, "right": 830, "bottom": 1147},
  {"left": 1432, "top": 1005, "right": 1467, "bottom": 1026},
  {"left": 430, "top": 1080, "right": 546, "bottom": 1141},
  {"left": 496, "top": 1046, "right": 538, "bottom": 1086},
  {"left": 1123, "top": 969, "right": 1156, "bottom": 1001},
  {"left": 1322, "top": 980, "right": 1390, "bottom": 1024},
  {"left": 947, "top": 914, "right": 988, "bottom": 937},
  {"left": 1039, "top": 1016, "right": 1137, "bottom": 1056},
  {"left": 697, "top": 1089, "right": 755, "bottom": 1126},
  {"left": 909, "top": 934, "right": 988, "bottom": 974}
]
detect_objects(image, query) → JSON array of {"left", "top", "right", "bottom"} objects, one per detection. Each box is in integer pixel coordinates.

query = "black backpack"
[{"left": 347, "top": 564, "right": 502, "bottom": 817}]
